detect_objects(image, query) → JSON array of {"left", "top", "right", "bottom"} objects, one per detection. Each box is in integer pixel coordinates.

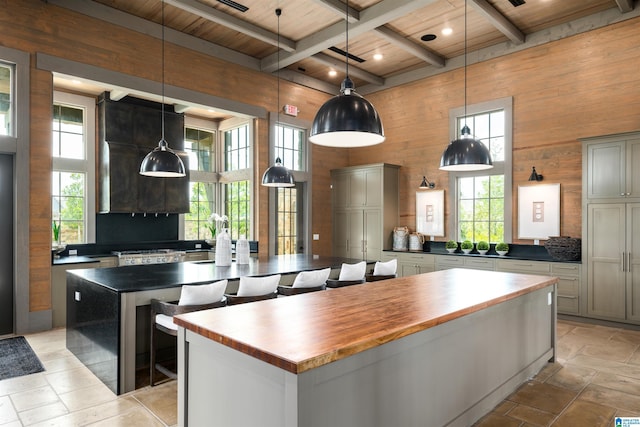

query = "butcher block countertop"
[{"left": 174, "top": 268, "right": 558, "bottom": 374}]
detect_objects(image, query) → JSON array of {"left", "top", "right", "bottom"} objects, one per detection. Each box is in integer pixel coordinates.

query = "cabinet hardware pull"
[
  {"left": 629, "top": 252, "right": 632, "bottom": 273},
  {"left": 558, "top": 295, "right": 577, "bottom": 299},
  {"left": 622, "top": 252, "right": 626, "bottom": 272}
]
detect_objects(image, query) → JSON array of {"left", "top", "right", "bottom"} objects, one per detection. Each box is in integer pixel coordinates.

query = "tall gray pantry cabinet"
[
  {"left": 331, "top": 164, "right": 399, "bottom": 262},
  {"left": 582, "top": 132, "right": 640, "bottom": 323}
]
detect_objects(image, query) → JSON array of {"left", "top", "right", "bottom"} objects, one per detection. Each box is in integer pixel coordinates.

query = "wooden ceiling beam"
[
  {"left": 165, "top": 0, "right": 297, "bottom": 52},
  {"left": 309, "top": 0, "right": 360, "bottom": 23},
  {"left": 615, "top": 0, "right": 634, "bottom": 13},
  {"left": 374, "top": 26, "right": 445, "bottom": 68},
  {"left": 311, "top": 53, "right": 384, "bottom": 85},
  {"left": 260, "top": 0, "right": 439, "bottom": 73},
  {"left": 470, "top": 0, "right": 525, "bottom": 44}
]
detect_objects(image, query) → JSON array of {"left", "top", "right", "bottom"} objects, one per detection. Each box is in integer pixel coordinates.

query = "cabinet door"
[
  {"left": 348, "top": 211, "right": 365, "bottom": 259},
  {"left": 626, "top": 203, "right": 640, "bottom": 320},
  {"left": 626, "top": 139, "right": 640, "bottom": 199},
  {"left": 586, "top": 141, "right": 625, "bottom": 200},
  {"left": 363, "top": 167, "right": 382, "bottom": 208},
  {"left": 333, "top": 210, "right": 350, "bottom": 258},
  {"left": 587, "top": 204, "right": 626, "bottom": 320},
  {"left": 363, "top": 209, "right": 382, "bottom": 261},
  {"left": 332, "top": 173, "right": 350, "bottom": 209}
]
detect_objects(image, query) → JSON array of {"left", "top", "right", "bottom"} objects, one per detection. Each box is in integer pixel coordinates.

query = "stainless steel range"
[{"left": 113, "top": 249, "right": 186, "bottom": 266}]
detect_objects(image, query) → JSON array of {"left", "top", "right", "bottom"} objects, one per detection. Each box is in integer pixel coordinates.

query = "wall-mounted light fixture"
[
  {"left": 419, "top": 175, "right": 435, "bottom": 189},
  {"left": 528, "top": 166, "right": 543, "bottom": 181}
]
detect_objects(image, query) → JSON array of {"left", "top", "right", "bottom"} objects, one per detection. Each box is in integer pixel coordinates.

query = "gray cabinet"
[
  {"left": 582, "top": 133, "right": 640, "bottom": 324},
  {"left": 381, "top": 252, "right": 435, "bottom": 276},
  {"left": 436, "top": 255, "right": 495, "bottom": 271},
  {"left": 583, "top": 133, "right": 640, "bottom": 201},
  {"left": 332, "top": 164, "right": 399, "bottom": 261}
]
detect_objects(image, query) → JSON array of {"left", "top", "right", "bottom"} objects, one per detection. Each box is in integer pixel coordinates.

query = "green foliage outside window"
[{"left": 458, "top": 175, "right": 504, "bottom": 243}]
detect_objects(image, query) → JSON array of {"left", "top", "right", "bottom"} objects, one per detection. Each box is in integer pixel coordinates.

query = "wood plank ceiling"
[{"left": 52, "top": 0, "right": 636, "bottom": 117}]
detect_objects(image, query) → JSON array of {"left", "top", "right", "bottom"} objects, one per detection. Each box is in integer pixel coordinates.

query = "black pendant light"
[
  {"left": 262, "top": 8, "right": 295, "bottom": 188},
  {"left": 439, "top": 0, "right": 493, "bottom": 172},
  {"left": 309, "top": 0, "right": 384, "bottom": 148},
  {"left": 140, "top": 0, "right": 186, "bottom": 178}
]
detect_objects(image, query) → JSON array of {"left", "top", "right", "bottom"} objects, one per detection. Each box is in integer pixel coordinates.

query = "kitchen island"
[
  {"left": 66, "top": 254, "right": 369, "bottom": 395},
  {"left": 175, "top": 268, "right": 557, "bottom": 427}
]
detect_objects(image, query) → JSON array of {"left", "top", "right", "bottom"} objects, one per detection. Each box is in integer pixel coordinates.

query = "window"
[
  {"left": 268, "top": 114, "right": 311, "bottom": 255},
  {"left": 449, "top": 98, "right": 513, "bottom": 243},
  {"left": 52, "top": 92, "right": 96, "bottom": 244},
  {"left": 183, "top": 117, "right": 254, "bottom": 241},
  {"left": 220, "top": 119, "right": 253, "bottom": 240},
  {"left": 0, "top": 62, "right": 12, "bottom": 136},
  {"left": 184, "top": 121, "right": 217, "bottom": 240}
]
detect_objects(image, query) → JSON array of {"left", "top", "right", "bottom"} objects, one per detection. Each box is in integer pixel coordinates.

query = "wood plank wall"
[
  {"left": 4, "top": 0, "right": 640, "bottom": 316},
  {"left": 350, "top": 15, "right": 640, "bottom": 242}
]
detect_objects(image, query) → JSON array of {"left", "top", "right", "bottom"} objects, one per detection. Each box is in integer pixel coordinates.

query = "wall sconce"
[
  {"left": 528, "top": 166, "right": 543, "bottom": 182},
  {"left": 419, "top": 176, "right": 435, "bottom": 189}
]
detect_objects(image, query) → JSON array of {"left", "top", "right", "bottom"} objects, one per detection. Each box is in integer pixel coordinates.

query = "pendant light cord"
[
  {"left": 161, "top": 0, "right": 166, "bottom": 144},
  {"left": 276, "top": 8, "right": 282, "bottom": 162},
  {"left": 463, "top": 0, "right": 468, "bottom": 122},
  {"left": 345, "top": 0, "right": 349, "bottom": 78}
]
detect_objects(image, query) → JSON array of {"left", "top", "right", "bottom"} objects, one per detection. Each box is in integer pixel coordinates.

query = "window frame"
[
  {"left": 52, "top": 91, "right": 96, "bottom": 244},
  {"left": 218, "top": 117, "right": 254, "bottom": 240},
  {"left": 447, "top": 97, "right": 513, "bottom": 243},
  {"left": 267, "top": 112, "right": 312, "bottom": 255},
  {"left": 180, "top": 116, "right": 219, "bottom": 241}
]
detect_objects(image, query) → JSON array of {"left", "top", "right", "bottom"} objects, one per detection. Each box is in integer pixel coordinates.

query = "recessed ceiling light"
[
  {"left": 441, "top": 27, "right": 453, "bottom": 36},
  {"left": 373, "top": 53, "right": 383, "bottom": 61},
  {"left": 420, "top": 34, "right": 437, "bottom": 42},
  {"left": 328, "top": 69, "right": 337, "bottom": 77}
]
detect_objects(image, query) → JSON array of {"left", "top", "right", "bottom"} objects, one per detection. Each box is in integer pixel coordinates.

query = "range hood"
[{"left": 98, "top": 92, "right": 190, "bottom": 214}]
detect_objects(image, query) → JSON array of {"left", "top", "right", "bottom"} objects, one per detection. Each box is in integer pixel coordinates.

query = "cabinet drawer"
[
  {"left": 556, "top": 276, "right": 580, "bottom": 297},
  {"left": 558, "top": 295, "right": 579, "bottom": 315},
  {"left": 495, "top": 259, "right": 550, "bottom": 274},
  {"left": 381, "top": 252, "right": 400, "bottom": 262},
  {"left": 436, "top": 256, "right": 464, "bottom": 269},
  {"left": 464, "top": 258, "right": 495, "bottom": 270},
  {"left": 551, "top": 263, "right": 580, "bottom": 275},
  {"left": 400, "top": 253, "right": 434, "bottom": 262}
]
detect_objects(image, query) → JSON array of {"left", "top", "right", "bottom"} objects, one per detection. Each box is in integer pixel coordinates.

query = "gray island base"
[{"left": 176, "top": 268, "right": 557, "bottom": 427}]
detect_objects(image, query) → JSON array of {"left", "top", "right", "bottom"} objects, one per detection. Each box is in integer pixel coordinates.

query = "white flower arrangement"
[{"left": 206, "top": 213, "right": 228, "bottom": 239}]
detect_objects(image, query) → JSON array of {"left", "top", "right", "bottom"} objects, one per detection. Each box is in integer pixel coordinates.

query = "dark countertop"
[
  {"left": 67, "top": 254, "right": 371, "bottom": 293},
  {"left": 384, "top": 241, "right": 581, "bottom": 264},
  {"left": 53, "top": 256, "right": 105, "bottom": 266}
]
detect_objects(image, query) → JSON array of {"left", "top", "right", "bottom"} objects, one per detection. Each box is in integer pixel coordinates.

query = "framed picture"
[
  {"left": 517, "top": 183, "right": 560, "bottom": 240},
  {"left": 416, "top": 190, "right": 444, "bottom": 237}
]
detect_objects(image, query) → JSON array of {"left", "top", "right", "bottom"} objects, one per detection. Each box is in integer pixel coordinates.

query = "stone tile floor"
[{"left": 0, "top": 318, "right": 638, "bottom": 426}]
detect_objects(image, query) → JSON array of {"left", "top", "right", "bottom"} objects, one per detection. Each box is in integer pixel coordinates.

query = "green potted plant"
[
  {"left": 445, "top": 240, "right": 458, "bottom": 253},
  {"left": 460, "top": 240, "right": 474, "bottom": 254},
  {"left": 477, "top": 240, "right": 490, "bottom": 255},
  {"left": 495, "top": 242, "right": 509, "bottom": 256},
  {"left": 52, "top": 221, "right": 61, "bottom": 244}
]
